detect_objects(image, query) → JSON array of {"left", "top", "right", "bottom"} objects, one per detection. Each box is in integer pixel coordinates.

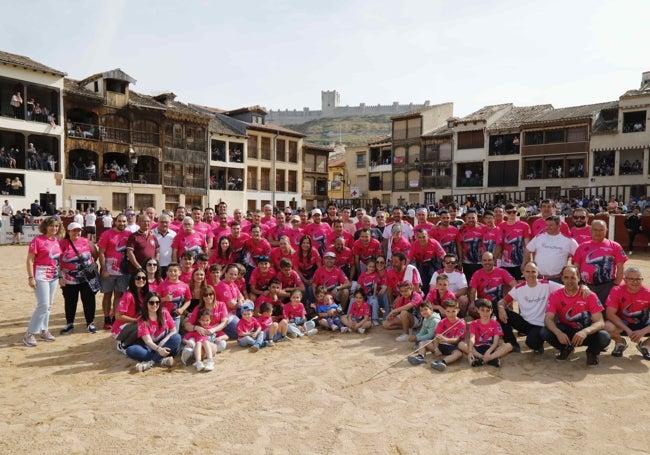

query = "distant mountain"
[{"left": 286, "top": 114, "right": 392, "bottom": 146}]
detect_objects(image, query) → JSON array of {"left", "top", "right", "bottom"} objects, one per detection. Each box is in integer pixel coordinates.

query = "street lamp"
[{"left": 129, "top": 147, "right": 137, "bottom": 209}]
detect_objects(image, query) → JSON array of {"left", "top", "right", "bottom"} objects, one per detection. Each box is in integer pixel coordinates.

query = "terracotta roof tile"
[
  {"left": 63, "top": 78, "right": 104, "bottom": 101},
  {"left": 523, "top": 101, "right": 618, "bottom": 126},
  {"left": 457, "top": 103, "right": 512, "bottom": 123},
  {"left": 0, "top": 50, "right": 66, "bottom": 76},
  {"left": 487, "top": 105, "right": 554, "bottom": 132}
]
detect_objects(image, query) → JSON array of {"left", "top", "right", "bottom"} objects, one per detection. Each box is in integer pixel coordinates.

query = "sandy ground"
[{"left": 1, "top": 243, "right": 649, "bottom": 455}]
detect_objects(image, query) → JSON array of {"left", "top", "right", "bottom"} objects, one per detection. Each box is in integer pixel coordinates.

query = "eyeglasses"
[
  {"left": 135, "top": 276, "right": 147, "bottom": 281},
  {"left": 148, "top": 300, "right": 160, "bottom": 306},
  {"left": 573, "top": 216, "right": 586, "bottom": 219},
  {"left": 146, "top": 262, "right": 158, "bottom": 267},
  {"left": 506, "top": 210, "right": 517, "bottom": 214},
  {"left": 625, "top": 277, "right": 643, "bottom": 282}
]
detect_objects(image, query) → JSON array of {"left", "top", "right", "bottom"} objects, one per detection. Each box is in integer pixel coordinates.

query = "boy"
[
  {"left": 424, "top": 275, "right": 456, "bottom": 314},
  {"left": 317, "top": 293, "right": 344, "bottom": 331},
  {"left": 256, "top": 302, "right": 289, "bottom": 345},
  {"left": 430, "top": 299, "right": 467, "bottom": 371},
  {"left": 383, "top": 280, "right": 423, "bottom": 342},
  {"left": 158, "top": 262, "right": 192, "bottom": 331},
  {"left": 407, "top": 301, "right": 442, "bottom": 365},
  {"left": 467, "top": 299, "right": 513, "bottom": 367},
  {"left": 236, "top": 302, "right": 267, "bottom": 352},
  {"left": 284, "top": 289, "right": 318, "bottom": 337},
  {"left": 254, "top": 279, "right": 284, "bottom": 319}
]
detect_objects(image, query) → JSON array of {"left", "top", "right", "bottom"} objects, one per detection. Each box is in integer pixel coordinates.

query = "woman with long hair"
[
  {"left": 143, "top": 257, "right": 162, "bottom": 293},
  {"left": 214, "top": 263, "right": 245, "bottom": 339},
  {"left": 112, "top": 270, "right": 150, "bottom": 352},
  {"left": 181, "top": 285, "right": 229, "bottom": 366},
  {"left": 188, "top": 267, "right": 208, "bottom": 314},
  {"left": 209, "top": 235, "right": 233, "bottom": 267},
  {"left": 292, "top": 235, "right": 321, "bottom": 304},
  {"left": 270, "top": 235, "right": 295, "bottom": 271},
  {"left": 59, "top": 222, "right": 99, "bottom": 335},
  {"left": 125, "top": 291, "right": 181, "bottom": 372},
  {"left": 24, "top": 217, "right": 62, "bottom": 347}
]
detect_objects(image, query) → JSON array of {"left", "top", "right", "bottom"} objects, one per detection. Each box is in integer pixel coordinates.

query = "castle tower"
[{"left": 321, "top": 90, "right": 340, "bottom": 116}]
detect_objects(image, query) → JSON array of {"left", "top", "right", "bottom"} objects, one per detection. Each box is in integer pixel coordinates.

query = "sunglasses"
[
  {"left": 148, "top": 300, "right": 160, "bottom": 305},
  {"left": 376, "top": 261, "right": 386, "bottom": 264},
  {"left": 135, "top": 276, "right": 147, "bottom": 281},
  {"left": 444, "top": 261, "right": 456, "bottom": 264},
  {"left": 573, "top": 216, "right": 586, "bottom": 219},
  {"left": 146, "top": 262, "right": 158, "bottom": 266},
  {"left": 506, "top": 210, "right": 517, "bottom": 214}
]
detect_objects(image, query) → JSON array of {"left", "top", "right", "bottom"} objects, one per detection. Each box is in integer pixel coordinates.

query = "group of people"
[
  {"left": 10, "top": 91, "right": 56, "bottom": 125},
  {"left": 20, "top": 200, "right": 650, "bottom": 374}
]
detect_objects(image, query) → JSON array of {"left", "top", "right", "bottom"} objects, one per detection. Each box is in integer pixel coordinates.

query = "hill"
[{"left": 286, "top": 114, "right": 392, "bottom": 146}]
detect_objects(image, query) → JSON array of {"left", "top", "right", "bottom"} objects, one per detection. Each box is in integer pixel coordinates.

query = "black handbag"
[{"left": 68, "top": 240, "right": 100, "bottom": 292}]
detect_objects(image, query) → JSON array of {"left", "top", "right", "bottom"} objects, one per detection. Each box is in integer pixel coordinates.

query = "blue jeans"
[
  {"left": 224, "top": 315, "right": 239, "bottom": 340},
  {"left": 125, "top": 333, "right": 181, "bottom": 362},
  {"left": 541, "top": 323, "right": 611, "bottom": 354},
  {"left": 28, "top": 279, "right": 58, "bottom": 334},
  {"left": 238, "top": 332, "right": 265, "bottom": 347},
  {"left": 371, "top": 294, "right": 390, "bottom": 321}
]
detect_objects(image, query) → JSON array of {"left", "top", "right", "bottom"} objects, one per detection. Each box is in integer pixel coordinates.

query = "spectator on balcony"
[
  {"left": 633, "top": 122, "right": 644, "bottom": 132},
  {"left": 33, "top": 103, "right": 42, "bottom": 121},
  {"left": 11, "top": 176, "right": 23, "bottom": 195},
  {"left": 8, "top": 147, "right": 17, "bottom": 169},
  {"left": 120, "top": 165, "right": 130, "bottom": 183},
  {"left": 82, "top": 125, "right": 95, "bottom": 139},
  {"left": 86, "top": 161, "right": 96, "bottom": 181},
  {"left": 47, "top": 154, "right": 57, "bottom": 171},
  {"left": 48, "top": 113, "right": 56, "bottom": 127},
  {"left": 10, "top": 91, "right": 23, "bottom": 118},
  {"left": 26, "top": 98, "right": 35, "bottom": 121},
  {"left": 512, "top": 136, "right": 520, "bottom": 153}
]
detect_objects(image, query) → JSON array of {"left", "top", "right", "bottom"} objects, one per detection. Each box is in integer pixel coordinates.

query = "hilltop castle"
[{"left": 267, "top": 90, "right": 431, "bottom": 126}]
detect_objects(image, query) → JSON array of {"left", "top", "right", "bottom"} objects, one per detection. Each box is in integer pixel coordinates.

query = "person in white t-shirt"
[
  {"left": 524, "top": 215, "right": 578, "bottom": 281},
  {"left": 496, "top": 261, "right": 563, "bottom": 354},
  {"left": 102, "top": 211, "right": 113, "bottom": 230},
  {"left": 84, "top": 208, "right": 97, "bottom": 242},
  {"left": 430, "top": 253, "right": 469, "bottom": 312}
]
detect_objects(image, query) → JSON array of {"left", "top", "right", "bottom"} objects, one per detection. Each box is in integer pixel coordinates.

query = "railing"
[
  {"left": 421, "top": 175, "right": 451, "bottom": 188},
  {"left": 133, "top": 130, "right": 160, "bottom": 146}
]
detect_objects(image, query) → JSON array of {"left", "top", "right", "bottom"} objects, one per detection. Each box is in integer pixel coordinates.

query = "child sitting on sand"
[
  {"left": 284, "top": 289, "right": 318, "bottom": 337},
  {"left": 430, "top": 299, "right": 468, "bottom": 372},
  {"left": 182, "top": 308, "right": 216, "bottom": 372},
  {"left": 236, "top": 301, "right": 267, "bottom": 352},
  {"left": 467, "top": 299, "right": 513, "bottom": 368},
  {"left": 341, "top": 289, "right": 372, "bottom": 334},
  {"left": 317, "top": 292, "right": 344, "bottom": 331},
  {"left": 407, "top": 301, "right": 442, "bottom": 365},
  {"left": 424, "top": 275, "right": 456, "bottom": 314},
  {"left": 257, "top": 302, "right": 289, "bottom": 344}
]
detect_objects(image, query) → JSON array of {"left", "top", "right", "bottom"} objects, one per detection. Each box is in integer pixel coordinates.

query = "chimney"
[{"left": 641, "top": 71, "right": 650, "bottom": 88}]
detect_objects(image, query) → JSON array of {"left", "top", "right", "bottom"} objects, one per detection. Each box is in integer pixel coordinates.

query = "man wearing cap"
[
  {"left": 125, "top": 214, "right": 159, "bottom": 274},
  {"left": 304, "top": 208, "right": 332, "bottom": 255},
  {"left": 313, "top": 251, "right": 352, "bottom": 311},
  {"left": 285, "top": 215, "right": 305, "bottom": 248},
  {"left": 324, "top": 236, "right": 355, "bottom": 280}
]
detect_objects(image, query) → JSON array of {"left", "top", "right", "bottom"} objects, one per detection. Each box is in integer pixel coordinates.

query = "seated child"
[
  {"left": 383, "top": 280, "right": 423, "bottom": 342},
  {"left": 430, "top": 299, "right": 468, "bottom": 372},
  {"left": 284, "top": 289, "right": 318, "bottom": 337},
  {"left": 254, "top": 278, "right": 284, "bottom": 319},
  {"left": 236, "top": 301, "right": 267, "bottom": 352},
  {"left": 341, "top": 289, "right": 372, "bottom": 334},
  {"left": 182, "top": 308, "right": 216, "bottom": 372},
  {"left": 424, "top": 275, "right": 456, "bottom": 314},
  {"left": 356, "top": 259, "right": 388, "bottom": 326},
  {"left": 468, "top": 299, "right": 513, "bottom": 367},
  {"left": 317, "top": 291, "right": 344, "bottom": 331},
  {"left": 407, "top": 301, "right": 442, "bottom": 365},
  {"left": 257, "top": 302, "right": 289, "bottom": 344}
]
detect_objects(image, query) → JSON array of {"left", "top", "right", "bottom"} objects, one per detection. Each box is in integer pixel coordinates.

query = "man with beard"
[
  {"left": 191, "top": 206, "right": 214, "bottom": 252},
  {"left": 541, "top": 265, "right": 610, "bottom": 366},
  {"left": 430, "top": 210, "right": 460, "bottom": 258},
  {"left": 385, "top": 252, "right": 422, "bottom": 305},
  {"left": 499, "top": 203, "right": 531, "bottom": 281},
  {"left": 169, "top": 206, "right": 186, "bottom": 234},
  {"left": 409, "top": 228, "right": 446, "bottom": 297},
  {"left": 97, "top": 213, "right": 131, "bottom": 329},
  {"left": 172, "top": 217, "right": 208, "bottom": 262},
  {"left": 531, "top": 199, "right": 570, "bottom": 237},
  {"left": 468, "top": 252, "right": 516, "bottom": 323},
  {"left": 458, "top": 209, "right": 485, "bottom": 284},
  {"left": 570, "top": 207, "right": 591, "bottom": 244}
]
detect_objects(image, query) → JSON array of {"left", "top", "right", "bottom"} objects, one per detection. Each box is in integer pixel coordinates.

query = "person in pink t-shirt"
[
  {"left": 429, "top": 300, "right": 468, "bottom": 372},
  {"left": 341, "top": 289, "right": 372, "bottom": 334},
  {"left": 257, "top": 302, "right": 290, "bottom": 343},
  {"left": 425, "top": 275, "right": 457, "bottom": 314},
  {"left": 467, "top": 299, "right": 513, "bottom": 368},
  {"left": 24, "top": 217, "right": 62, "bottom": 347},
  {"left": 236, "top": 302, "right": 267, "bottom": 352},
  {"left": 384, "top": 280, "right": 423, "bottom": 341},
  {"left": 182, "top": 308, "right": 217, "bottom": 372}
]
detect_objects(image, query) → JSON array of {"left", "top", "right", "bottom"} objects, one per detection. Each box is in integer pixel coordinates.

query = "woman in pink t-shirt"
[
  {"left": 24, "top": 217, "right": 62, "bottom": 347},
  {"left": 215, "top": 263, "right": 245, "bottom": 339}
]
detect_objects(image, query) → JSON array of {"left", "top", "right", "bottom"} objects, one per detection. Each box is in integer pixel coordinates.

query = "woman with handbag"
[{"left": 59, "top": 222, "right": 99, "bottom": 334}]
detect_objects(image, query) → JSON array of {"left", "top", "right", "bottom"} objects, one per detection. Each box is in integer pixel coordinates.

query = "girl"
[
  {"left": 182, "top": 308, "right": 216, "bottom": 372},
  {"left": 292, "top": 235, "right": 321, "bottom": 304},
  {"left": 356, "top": 259, "right": 386, "bottom": 326},
  {"left": 374, "top": 255, "right": 391, "bottom": 322},
  {"left": 209, "top": 235, "right": 233, "bottom": 267},
  {"left": 24, "top": 217, "right": 62, "bottom": 347},
  {"left": 188, "top": 267, "right": 208, "bottom": 314},
  {"left": 182, "top": 285, "right": 229, "bottom": 366},
  {"left": 215, "top": 264, "right": 246, "bottom": 339},
  {"left": 283, "top": 289, "right": 317, "bottom": 337},
  {"left": 125, "top": 292, "right": 181, "bottom": 372},
  {"left": 270, "top": 235, "right": 295, "bottom": 271},
  {"left": 113, "top": 271, "right": 150, "bottom": 353},
  {"left": 341, "top": 289, "right": 372, "bottom": 334}
]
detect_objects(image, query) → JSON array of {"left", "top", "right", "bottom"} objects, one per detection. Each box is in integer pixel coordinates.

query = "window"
[
  {"left": 261, "top": 168, "right": 270, "bottom": 190},
  {"left": 489, "top": 133, "right": 520, "bottom": 155},
  {"left": 134, "top": 194, "right": 154, "bottom": 211},
  {"left": 211, "top": 140, "right": 226, "bottom": 161},
  {"left": 0, "top": 172, "right": 25, "bottom": 196},
  {"left": 620, "top": 149, "right": 644, "bottom": 175},
  {"left": 276, "top": 139, "right": 286, "bottom": 161},
  {"left": 393, "top": 120, "right": 407, "bottom": 140},
  {"left": 544, "top": 129, "right": 564, "bottom": 143},
  {"left": 303, "top": 177, "right": 313, "bottom": 196},
  {"left": 288, "top": 141, "right": 298, "bottom": 163},
  {"left": 457, "top": 130, "right": 484, "bottom": 149},
  {"left": 288, "top": 171, "right": 297, "bottom": 192},
  {"left": 623, "top": 111, "right": 646, "bottom": 133},
  {"left": 316, "top": 155, "right": 327, "bottom": 173},
  {"left": 101, "top": 114, "right": 129, "bottom": 143},
  {"left": 356, "top": 154, "right": 366, "bottom": 168},
  {"left": 132, "top": 120, "right": 159, "bottom": 146},
  {"left": 593, "top": 151, "right": 615, "bottom": 176},
  {"left": 566, "top": 127, "right": 587, "bottom": 142},
  {"left": 185, "top": 164, "right": 205, "bottom": 188},
  {"left": 275, "top": 169, "right": 285, "bottom": 192},
  {"left": 185, "top": 195, "right": 202, "bottom": 208},
  {"left": 304, "top": 153, "right": 315, "bottom": 172},
  {"left": 261, "top": 137, "right": 271, "bottom": 160},
  {"left": 248, "top": 135, "right": 258, "bottom": 159},
  {"left": 407, "top": 118, "right": 421, "bottom": 138},
  {"left": 487, "top": 160, "right": 519, "bottom": 187},
  {"left": 112, "top": 192, "right": 127, "bottom": 211},
  {"left": 247, "top": 167, "right": 257, "bottom": 190},
  {"left": 163, "top": 162, "right": 183, "bottom": 187},
  {"left": 370, "top": 176, "right": 381, "bottom": 191},
  {"left": 172, "top": 124, "right": 183, "bottom": 148},
  {"left": 393, "top": 171, "right": 406, "bottom": 190},
  {"left": 457, "top": 163, "right": 483, "bottom": 187}
]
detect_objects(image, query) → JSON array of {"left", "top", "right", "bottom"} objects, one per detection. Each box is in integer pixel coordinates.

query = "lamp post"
[{"left": 129, "top": 147, "right": 137, "bottom": 209}]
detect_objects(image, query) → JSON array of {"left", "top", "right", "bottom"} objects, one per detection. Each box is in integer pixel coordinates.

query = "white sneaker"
[
  {"left": 215, "top": 339, "right": 227, "bottom": 352},
  {"left": 160, "top": 357, "right": 174, "bottom": 368},
  {"left": 340, "top": 327, "right": 351, "bottom": 333},
  {"left": 358, "top": 328, "right": 366, "bottom": 334},
  {"left": 136, "top": 360, "right": 154, "bottom": 372},
  {"left": 372, "top": 320, "right": 379, "bottom": 327},
  {"left": 194, "top": 360, "right": 205, "bottom": 371},
  {"left": 331, "top": 324, "right": 339, "bottom": 331},
  {"left": 307, "top": 328, "right": 318, "bottom": 336},
  {"left": 181, "top": 347, "right": 193, "bottom": 365},
  {"left": 204, "top": 360, "right": 214, "bottom": 372},
  {"left": 395, "top": 333, "right": 410, "bottom": 342}
]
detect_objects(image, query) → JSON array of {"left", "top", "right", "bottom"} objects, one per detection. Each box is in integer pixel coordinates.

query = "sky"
[{"left": 4, "top": 0, "right": 649, "bottom": 118}]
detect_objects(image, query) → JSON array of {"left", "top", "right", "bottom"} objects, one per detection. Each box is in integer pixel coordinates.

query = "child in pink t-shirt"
[
  {"left": 467, "top": 299, "right": 513, "bottom": 368},
  {"left": 284, "top": 289, "right": 318, "bottom": 337},
  {"left": 256, "top": 302, "right": 289, "bottom": 344},
  {"left": 182, "top": 308, "right": 216, "bottom": 372},
  {"left": 236, "top": 302, "right": 266, "bottom": 352},
  {"left": 424, "top": 274, "right": 456, "bottom": 314},
  {"left": 341, "top": 289, "right": 372, "bottom": 334}
]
